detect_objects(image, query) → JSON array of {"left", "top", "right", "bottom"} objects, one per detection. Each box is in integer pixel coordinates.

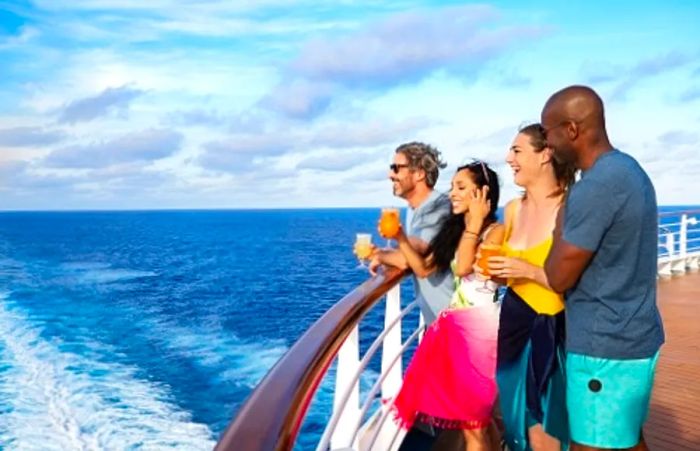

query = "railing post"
[
  {"left": 659, "top": 232, "right": 674, "bottom": 278},
  {"left": 680, "top": 215, "right": 688, "bottom": 259},
  {"left": 418, "top": 311, "right": 425, "bottom": 343},
  {"left": 672, "top": 215, "right": 689, "bottom": 274},
  {"left": 685, "top": 216, "right": 699, "bottom": 272},
  {"left": 381, "top": 284, "right": 402, "bottom": 400},
  {"left": 366, "top": 284, "right": 407, "bottom": 451},
  {"left": 670, "top": 233, "right": 686, "bottom": 275},
  {"left": 331, "top": 325, "right": 361, "bottom": 450}
]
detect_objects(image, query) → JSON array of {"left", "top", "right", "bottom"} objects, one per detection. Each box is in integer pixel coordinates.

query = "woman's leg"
[
  {"left": 488, "top": 421, "right": 502, "bottom": 451},
  {"left": 462, "top": 427, "right": 492, "bottom": 451},
  {"left": 528, "top": 424, "right": 561, "bottom": 451}
]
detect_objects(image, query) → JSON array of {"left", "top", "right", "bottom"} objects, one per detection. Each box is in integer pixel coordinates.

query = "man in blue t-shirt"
[
  {"left": 543, "top": 86, "right": 664, "bottom": 451},
  {"left": 367, "top": 142, "right": 453, "bottom": 449},
  {"left": 369, "top": 142, "right": 453, "bottom": 325}
]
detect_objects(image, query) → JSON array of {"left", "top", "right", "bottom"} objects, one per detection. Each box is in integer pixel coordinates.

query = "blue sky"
[{"left": 0, "top": 0, "right": 699, "bottom": 210}]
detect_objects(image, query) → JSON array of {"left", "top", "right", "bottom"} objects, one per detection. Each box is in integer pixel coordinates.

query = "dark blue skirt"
[{"left": 496, "top": 288, "right": 569, "bottom": 450}]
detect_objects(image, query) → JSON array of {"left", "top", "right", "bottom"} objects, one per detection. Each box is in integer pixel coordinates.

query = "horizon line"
[{"left": 1, "top": 204, "right": 698, "bottom": 214}]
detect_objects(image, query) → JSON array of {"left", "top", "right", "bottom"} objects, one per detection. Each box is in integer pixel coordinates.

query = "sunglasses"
[
  {"left": 389, "top": 163, "right": 410, "bottom": 174},
  {"left": 541, "top": 121, "right": 568, "bottom": 141},
  {"left": 466, "top": 160, "right": 490, "bottom": 184}
]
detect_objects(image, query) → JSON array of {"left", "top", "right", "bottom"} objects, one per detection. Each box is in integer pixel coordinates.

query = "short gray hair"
[{"left": 395, "top": 142, "right": 447, "bottom": 188}]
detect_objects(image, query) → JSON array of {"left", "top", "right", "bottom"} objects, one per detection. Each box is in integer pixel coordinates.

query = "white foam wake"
[
  {"left": 59, "top": 262, "right": 157, "bottom": 284},
  {"left": 0, "top": 294, "right": 216, "bottom": 450},
  {"left": 162, "top": 322, "right": 288, "bottom": 388}
]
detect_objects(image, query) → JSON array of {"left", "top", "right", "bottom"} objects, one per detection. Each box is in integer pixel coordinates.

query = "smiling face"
[
  {"left": 448, "top": 168, "right": 478, "bottom": 214},
  {"left": 505, "top": 132, "right": 553, "bottom": 188},
  {"left": 388, "top": 151, "right": 417, "bottom": 198},
  {"left": 541, "top": 112, "right": 578, "bottom": 167}
]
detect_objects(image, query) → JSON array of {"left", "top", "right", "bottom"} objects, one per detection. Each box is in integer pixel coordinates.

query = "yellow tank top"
[{"left": 502, "top": 202, "right": 565, "bottom": 315}]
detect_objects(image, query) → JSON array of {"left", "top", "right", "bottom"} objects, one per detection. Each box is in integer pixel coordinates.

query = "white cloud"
[
  {"left": 0, "top": 26, "right": 40, "bottom": 50},
  {"left": 658, "top": 130, "right": 698, "bottom": 148},
  {"left": 290, "top": 5, "right": 547, "bottom": 86},
  {"left": 197, "top": 134, "right": 293, "bottom": 173},
  {"left": 678, "top": 85, "right": 700, "bottom": 103},
  {"left": 309, "top": 117, "right": 430, "bottom": 149},
  {"left": 164, "top": 109, "right": 226, "bottom": 128},
  {"left": 58, "top": 86, "right": 145, "bottom": 124},
  {"left": 44, "top": 129, "right": 183, "bottom": 168},
  {"left": 583, "top": 51, "right": 698, "bottom": 101},
  {"left": 0, "top": 1, "right": 698, "bottom": 209},
  {"left": 0, "top": 127, "right": 66, "bottom": 147},
  {"left": 259, "top": 80, "right": 336, "bottom": 119},
  {"left": 297, "top": 151, "right": 376, "bottom": 172}
]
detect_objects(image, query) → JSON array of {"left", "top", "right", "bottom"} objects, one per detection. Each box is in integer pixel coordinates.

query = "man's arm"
[
  {"left": 370, "top": 237, "right": 429, "bottom": 274},
  {"left": 545, "top": 205, "right": 594, "bottom": 293},
  {"left": 396, "top": 234, "right": 436, "bottom": 278},
  {"left": 374, "top": 248, "right": 407, "bottom": 270},
  {"left": 370, "top": 236, "right": 428, "bottom": 272},
  {"left": 372, "top": 197, "right": 448, "bottom": 275}
]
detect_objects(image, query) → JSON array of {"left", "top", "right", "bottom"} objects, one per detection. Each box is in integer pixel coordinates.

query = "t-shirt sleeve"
[
  {"left": 411, "top": 197, "right": 450, "bottom": 244},
  {"left": 413, "top": 217, "right": 441, "bottom": 244},
  {"left": 563, "top": 179, "right": 624, "bottom": 252}
]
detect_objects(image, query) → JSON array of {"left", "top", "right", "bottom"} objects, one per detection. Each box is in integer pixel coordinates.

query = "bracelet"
[{"left": 462, "top": 230, "right": 479, "bottom": 239}]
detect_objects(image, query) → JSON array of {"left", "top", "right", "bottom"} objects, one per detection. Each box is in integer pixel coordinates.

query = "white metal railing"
[
  {"left": 658, "top": 211, "right": 700, "bottom": 277},
  {"left": 317, "top": 281, "right": 425, "bottom": 451}
]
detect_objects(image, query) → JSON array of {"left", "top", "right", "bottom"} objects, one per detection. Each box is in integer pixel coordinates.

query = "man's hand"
[
  {"left": 368, "top": 252, "right": 383, "bottom": 276},
  {"left": 369, "top": 248, "right": 409, "bottom": 275}
]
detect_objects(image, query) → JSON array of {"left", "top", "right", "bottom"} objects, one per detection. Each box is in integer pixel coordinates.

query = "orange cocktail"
[
  {"left": 379, "top": 208, "right": 401, "bottom": 239},
  {"left": 478, "top": 244, "right": 502, "bottom": 278}
]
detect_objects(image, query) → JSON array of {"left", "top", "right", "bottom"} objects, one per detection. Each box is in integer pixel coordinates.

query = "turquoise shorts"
[{"left": 566, "top": 351, "right": 659, "bottom": 449}]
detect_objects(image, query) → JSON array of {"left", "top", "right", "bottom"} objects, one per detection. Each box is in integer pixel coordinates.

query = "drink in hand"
[
  {"left": 355, "top": 233, "right": 373, "bottom": 259},
  {"left": 354, "top": 233, "right": 373, "bottom": 268},
  {"left": 476, "top": 243, "right": 502, "bottom": 293},
  {"left": 478, "top": 244, "right": 502, "bottom": 278},
  {"left": 379, "top": 208, "right": 401, "bottom": 239}
]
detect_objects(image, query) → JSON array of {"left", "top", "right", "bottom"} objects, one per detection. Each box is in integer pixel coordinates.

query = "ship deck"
[{"left": 646, "top": 272, "right": 700, "bottom": 449}]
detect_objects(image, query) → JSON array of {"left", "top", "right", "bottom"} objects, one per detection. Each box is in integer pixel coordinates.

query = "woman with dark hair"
[
  {"left": 481, "top": 124, "right": 577, "bottom": 451},
  {"left": 390, "top": 161, "right": 504, "bottom": 451}
]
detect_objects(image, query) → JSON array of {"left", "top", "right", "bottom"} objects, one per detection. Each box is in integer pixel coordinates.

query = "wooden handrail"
[{"left": 215, "top": 266, "right": 409, "bottom": 451}]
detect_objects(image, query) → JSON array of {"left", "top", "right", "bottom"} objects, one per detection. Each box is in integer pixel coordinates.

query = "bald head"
[
  {"left": 541, "top": 85, "right": 612, "bottom": 170},
  {"left": 543, "top": 85, "right": 605, "bottom": 128}
]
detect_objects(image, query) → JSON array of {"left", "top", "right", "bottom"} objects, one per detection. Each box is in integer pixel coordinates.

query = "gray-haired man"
[{"left": 370, "top": 141, "right": 453, "bottom": 325}]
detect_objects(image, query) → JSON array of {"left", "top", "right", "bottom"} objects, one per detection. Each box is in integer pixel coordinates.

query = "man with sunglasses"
[
  {"left": 370, "top": 141, "right": 455, "bottom": 450},
  {"left": 371, "top": 142, "right": 453, "bottom": 326},
  {"left": 543, "top": 86, "right": 664, "bottom": 451}
]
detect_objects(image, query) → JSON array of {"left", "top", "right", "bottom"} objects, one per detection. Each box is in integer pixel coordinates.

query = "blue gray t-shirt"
[
  {"left": 408, "top": 190, "right": 452, "bottom": 325},
  {"left": 563, "top": 149, "right": 664, "bottom": 359}
]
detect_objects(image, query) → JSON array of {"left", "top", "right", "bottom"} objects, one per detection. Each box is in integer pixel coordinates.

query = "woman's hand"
[
  {"left": 465, "top": 186, "right": 491, "bottom": 227},
  {"left": 487, "top": 256, "right": 536, "bottom": 280}
]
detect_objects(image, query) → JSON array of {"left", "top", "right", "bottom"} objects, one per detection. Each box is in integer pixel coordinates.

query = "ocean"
[{"left": 0, "top": 207, "right": 697, "bottom": 449}]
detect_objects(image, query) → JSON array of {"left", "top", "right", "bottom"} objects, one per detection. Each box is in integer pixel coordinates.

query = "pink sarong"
[{"left": 391, "top": 304, "right": 499, "bottom": 430}]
